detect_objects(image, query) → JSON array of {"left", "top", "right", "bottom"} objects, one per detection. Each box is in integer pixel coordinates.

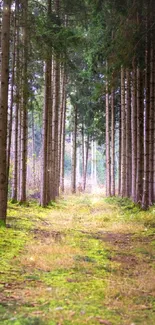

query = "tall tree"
[
  {"left": 20, "top": 0, "right": 28, "bottom": 203},
  {"left": 40, "top": 0, "right": 52, "bottom": 207},
  {"left": 120, "top": 67, "right": 126, "bottom": 197},
  {"left": 0, "top": 0, "right": 11, "bottom": 222},
  {"left": 111, "top": 87, "right": 115, "bottom": 196},
  {"left": 105, "top": 74, "right": 111, "bottom": 196},
  {"left": 71, "top": 105, "right": 77, "bottom": 193}
]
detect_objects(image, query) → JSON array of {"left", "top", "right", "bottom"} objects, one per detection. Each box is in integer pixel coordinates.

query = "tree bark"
[
  {"left": 136, "top": 68, "right": 144, "bottom": 203},
  {"left": 105, "top": 76, "right": 111, "bottom": 196},
  {"left": 148, "top": 24, "right": 154, "bottom": 205},
  {"left": 111, "top": 87, "right": 115, "bottom": 196},
  {"left": 142, "top": 2, "right": 150, "bottom": 209},
  {"left": 126, "top": 69, "right": 132, "bottom": 198},
  {"left": 53, "top": 59, "right": 60, "bottom": 198},
  {"left": 40, "top": 0, "right": 52, "bottom": 206},
  {"left": 59, "top": 64, "right": 66, "bottom": 190},
  {"left": 82, "top": 122, "right": 85, "bottom": 191},
  {"left": 31, "top": 105, "right": 36, "bottom": 188},
  {"left": 131, "top": 62, "right": 137, "bottom": 202},
  {"left": 118, "top": 105, "right": 121, "bottom": 195},
  {"left": 7, "top": 8, "right": 16, "bottom": 183},
  {"left": 40, "top": 60, "right": 51, "bottom": 206},
  {"left": 120, "top": 67, "right": 126, "bottom": 197},
  {"left": 12, "top": 1, "right": 20, "bottom": 201},
  {"left": 83, "top": 134, "right": 89, "bottom": 191},
  {"left": 71, "top": 105, "right": 77, "bottom": 193},
  {"left": 20, "top": 0, "right": 28, "bottom": 203},
  {"left": 60, "top": 89, "right": 66, "bottom": 193},
  {"left": 0, "top": 0, "right": 11, "bottom": 222}
]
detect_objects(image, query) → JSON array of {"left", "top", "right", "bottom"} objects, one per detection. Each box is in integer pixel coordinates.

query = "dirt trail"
[{"left": 0, "top": 195, "right": 155, "bottom": 325}]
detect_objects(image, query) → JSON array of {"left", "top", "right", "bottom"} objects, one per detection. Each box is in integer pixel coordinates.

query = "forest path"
[{"left": 0, "top": 195, "right": 155, "bottom": 325}]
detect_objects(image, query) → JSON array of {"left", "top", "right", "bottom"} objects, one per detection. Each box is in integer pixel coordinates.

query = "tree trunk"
[
  {"left": 111, "top": 87, "right": 115, "bottom": 196},
  {"left": 148, "top": 27, "right": 154, "bottom": 205},
  {"left": 59, "top": 64, "right": 66, "bottom": 191},
  {"left": 94, "top": 141, "right": 97, "bottom": 186},
  {"left": 105, "top": 77, "right": 111, "bottom": 196},
  {"left": 7, "top": 8, "right": 16, "bottom": 183},
  {"left": 118, "top": 105, "right": 121, "bottom": 195},
  {"left": 71, "top": 105, "right": 77, "bottom": 193},
  {"left": 0, "top": 0, "right": 11, "bottom": 222},
  {"left": 77, "top": 146, "right": 80, "bottom": 185},
  {"left": 40, "top": 60, "right": 51, "bottom": 206},
  {"left": 83, "top": 134, "right": 89, "bottom": 191},
  {"left": 40, "top": 0, "right": 51, "bottom": 206},
  {"left": 60, "top": 90, "right": 66, "bottom": 193},
  {"left": 131, "top": 62, "right": 137, "bottom": 202},
  {"left": 12, "top": 0, "right": 20, "bottom": 202},
  {"left": 91, "top": 139, "right": 94, "bottom": 189},
  {"left": 53, "top": 59, "right": 60, "bottom": 198},
  {"left": 20, "top": 0, "right": 28, "bottom": 203},
  {"left": 126, "top": 69, "right": 132, "bottom": 198},
  {"left": 136, "top": 68, "right": 144, "bottom": 203},
  {"left": 81, "top": 122, "right": 85, "bottom": 191},
  {"left": 46, "top": 56, "right": 52, "bottom": 204},
  {"left": 31, "top": 106, "right": 36, "bottom": 188},
  {"left": 142, "top": 2, "right": 150, "bottom": 209},
  {"left": 120, "top": 67, "right": 126, "bottom": 197}
]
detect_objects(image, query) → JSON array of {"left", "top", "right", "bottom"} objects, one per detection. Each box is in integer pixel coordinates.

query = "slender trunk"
[
  {"left": 0, "top": 0, "right": 11, "bottom": 222},
  {"left": 40, "top": 0, "right": 51, "bottom": 206},
  {"left": 59, "top": 64, "right": 65, "bottom": 189},
  {"left": 18, "top": 102, "right": 22, "bottom": 200},
  {"left": 54, "top": 59, "right": 60, "bottom": 198},
  {"left": 20, "top": 0, "right": 28, "bottom": 203},
  {"left": 83, "top": 134, "right": 89, "bottom": 191},
  {"left": 46, "top": 57, "right": 52, "bottom": 204},
  {"left": 131, "top": 62, "right": 137, "bottom": 202},
  {"left": 82, "top": 122, "right": 85, "bottom": 190},
  {"left": 136, "top": 68, "right": 144, "bottom": 203},
  {"left": 121, "top": 67, "right": 126, "bottom": 197},
  {"left": 149, "top": 35, "right": 154, "bottom": 205},
  {"left": 12, "top": 0, "right": 20, "bottom": 201},
  {"left": 118, "top": 105, "right": 121, "bottom": 195},
  {"left": 126, "top": 69, "right": 132, "bottom": 197},
  {"left": 77, "top": 146, "right": 80, "bottom": 185},
  {"left": 106, "top": 77, "right": 111, "bottom": 196},
  {"left": 7, "top": 9, "right": 16, "bottom": 182},
  {"left": 154, "top": 71, "right": 155, "bottom": 201},
  {"left": 71, "top": 105, "right": 77, "bottom": 193},
  {"left": 94, "top": 141, "right": 97, "bottom": 186},
  {"left": 111, "top": 87, "right": 115, "bottom": 196},
  {"left": 40, "top": 60, "right": 50, "bottom": 206},
  {"left": 142, "top": 2, "right": 150, "bottom": 209},
  {"left": 153, "top": 41, "right": 155, "bottom": 201},
  {"left": 31, "top": 106, "right": 36, "bottom": 188},
  {"left": 91, "top": 139, "right": 94, "bottom": 188},
  {"left": 51, "top": 59, "right": 56, "bottom": 201},
  {"left": 60, "top": 92, "right": 66, "bottom": 192},
  {"left": 52, "top": 0, "right": 60, "bottom": 199}
]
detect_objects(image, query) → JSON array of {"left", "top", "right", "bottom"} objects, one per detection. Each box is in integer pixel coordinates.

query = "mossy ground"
[{"left": 0, "top": 195, "right": 155, "bottom": 325}]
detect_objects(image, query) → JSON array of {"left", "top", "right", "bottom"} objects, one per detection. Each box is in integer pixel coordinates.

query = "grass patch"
[{"left": 0, "top": 194, "right": 154, "bottom": 324}]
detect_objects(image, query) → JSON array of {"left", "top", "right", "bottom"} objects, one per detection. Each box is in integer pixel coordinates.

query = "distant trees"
[
  {"left": 92, "top": 0, "right": 155, "bottom": 209},
  {"left": 1, "top": 0, "right": 155, "bottom": 225}
]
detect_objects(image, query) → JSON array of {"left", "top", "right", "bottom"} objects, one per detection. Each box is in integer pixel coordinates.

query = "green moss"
[
  {"left": 0, "top": 220, "right": 6, "bottom": 228},
  {"left": 0, "top": 195, "right": 154, "bottom": 324},
  {"left": 1, "top": 317, "right": 47, "bottom": 325}
]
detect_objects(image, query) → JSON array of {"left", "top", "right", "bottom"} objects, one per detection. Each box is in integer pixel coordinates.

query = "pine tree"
[{"left": 0, "top": 0, "right": 11, "bottom": 222}]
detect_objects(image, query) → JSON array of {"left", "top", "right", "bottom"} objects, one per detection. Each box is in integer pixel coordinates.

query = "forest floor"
[{"left": 0, "top": 194, "right": 155, "bottom": 325}]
